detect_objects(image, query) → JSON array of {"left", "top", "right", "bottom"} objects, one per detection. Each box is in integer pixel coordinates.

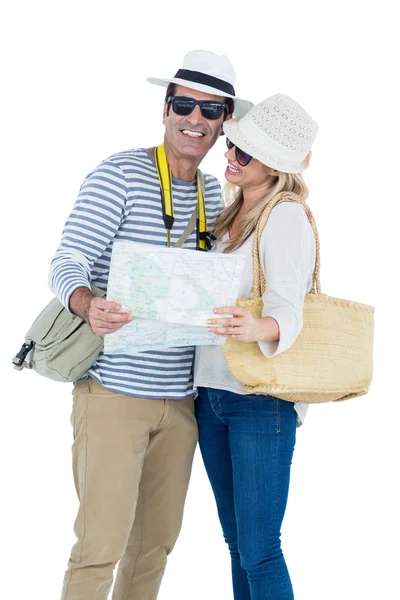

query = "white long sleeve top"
[{"left": 194, "top": 201, "right": 316, "bottom": 426}]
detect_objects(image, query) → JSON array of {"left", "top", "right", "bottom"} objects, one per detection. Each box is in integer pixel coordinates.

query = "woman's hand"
[{"left": 207, "top": 307, "right": 279, "bottom": 343}]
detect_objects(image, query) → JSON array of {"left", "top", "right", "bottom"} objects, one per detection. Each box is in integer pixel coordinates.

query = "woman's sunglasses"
[
  {"left": 167, "top": 96, "right": 229, "bottom": 121},
  {"left": 226, "top": 138, "right": 253, "bottom": 167}
]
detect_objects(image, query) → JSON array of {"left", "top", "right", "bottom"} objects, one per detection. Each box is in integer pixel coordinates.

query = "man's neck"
[{"left": 162, "top": 139, "right": 204, "bottom": 182}]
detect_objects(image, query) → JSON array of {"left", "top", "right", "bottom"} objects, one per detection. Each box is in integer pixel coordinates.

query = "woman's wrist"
[{"left": 256, "top": 316, "right": 280, "bottom": 343}]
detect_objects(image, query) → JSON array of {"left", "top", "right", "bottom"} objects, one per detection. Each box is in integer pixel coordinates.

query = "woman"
[{"left": 194, "top": 93, "right": 318, "bottom": 600}]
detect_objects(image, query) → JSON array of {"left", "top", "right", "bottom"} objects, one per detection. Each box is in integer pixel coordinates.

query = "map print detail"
[{"left": 104, "top": 241, "right": 245, "bottom": 355}]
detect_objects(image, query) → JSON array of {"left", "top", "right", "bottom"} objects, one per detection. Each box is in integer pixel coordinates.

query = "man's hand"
[{"left": 69, "top": 287, "right": 133, "bottom": 336}]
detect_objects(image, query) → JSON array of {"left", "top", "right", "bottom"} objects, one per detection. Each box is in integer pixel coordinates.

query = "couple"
[{"left": 51, "top": 50, "right": 317, "bottom": 600}]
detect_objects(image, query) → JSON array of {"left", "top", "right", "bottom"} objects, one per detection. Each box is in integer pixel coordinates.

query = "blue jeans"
[{"left": 195, "top": 387, "right": 297, "bottom": 600}]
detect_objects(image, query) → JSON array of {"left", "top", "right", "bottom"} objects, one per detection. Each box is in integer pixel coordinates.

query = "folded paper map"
[{"left": 104, "top": 241, "right": 245, "bottom": 355}]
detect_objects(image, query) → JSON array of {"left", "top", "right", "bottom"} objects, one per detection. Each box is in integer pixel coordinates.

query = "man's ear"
[
  {"left": 219, "top": 112, "right": 233, "bottom": 136},
  {"left": 162, "top": 102, "right": 168, "bottom": 125}
]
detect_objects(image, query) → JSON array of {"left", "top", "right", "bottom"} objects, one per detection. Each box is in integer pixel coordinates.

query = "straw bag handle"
[{"left": 252, "top": 191, "right": 321, "bottom": 297}]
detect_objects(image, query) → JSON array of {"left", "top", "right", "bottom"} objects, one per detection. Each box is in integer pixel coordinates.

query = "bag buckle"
[{"left": 12, "top": 341, "right": 35, "bottom": 370}]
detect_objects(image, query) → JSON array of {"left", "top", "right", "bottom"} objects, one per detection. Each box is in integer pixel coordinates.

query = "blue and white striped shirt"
[{"left": 49, "top": 148, "right": 223, "bottom": 399}]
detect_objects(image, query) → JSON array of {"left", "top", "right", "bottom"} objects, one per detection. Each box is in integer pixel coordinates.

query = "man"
[{"left": 50, "top": 50, "right": 252, "bottom": 600}]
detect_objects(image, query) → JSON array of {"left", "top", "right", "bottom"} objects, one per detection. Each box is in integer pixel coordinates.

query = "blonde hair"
[{"left": 213, "top": 156, "right": 310, "bottom": 253}]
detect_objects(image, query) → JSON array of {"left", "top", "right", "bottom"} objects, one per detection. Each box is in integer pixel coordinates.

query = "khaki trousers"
[{"left": 61, "top": 377, "right": 198, "bottom": 600}]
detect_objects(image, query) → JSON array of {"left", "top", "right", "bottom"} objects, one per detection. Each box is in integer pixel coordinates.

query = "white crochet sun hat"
[
  {"left": 148, "top": 50, "right": 253, "bottom": 117},
  {"left": 223, "top": 93, "right": 318, "bottom": 173}
]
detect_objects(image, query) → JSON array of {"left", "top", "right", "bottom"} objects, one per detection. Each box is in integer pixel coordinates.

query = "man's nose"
[{"left": 186, "top": 104, "right": 204, "bottom": 126}]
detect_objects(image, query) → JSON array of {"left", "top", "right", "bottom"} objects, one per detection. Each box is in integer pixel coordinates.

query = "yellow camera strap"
[
  {"left": 154, "top": 143, "right": 209, "bottom": 251},
  {"left": 196, "top": 170, "right": 207, "bottom": 251}
]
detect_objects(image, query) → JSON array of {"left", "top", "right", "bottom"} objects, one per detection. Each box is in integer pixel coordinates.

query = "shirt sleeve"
[
  {"left": 258, "top": 202, "right": 316, "bottom": 358},
  {"left": 48, "top": 160, "right": 128, "bottom": 312}
]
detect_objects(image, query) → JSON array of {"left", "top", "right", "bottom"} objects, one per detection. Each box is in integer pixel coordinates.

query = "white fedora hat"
[
  {"left": 223, "top": 93, "right": 318, "bottom": 173},
  {"left": 147, "top": 50, "right": 253, "bottom": 117}
]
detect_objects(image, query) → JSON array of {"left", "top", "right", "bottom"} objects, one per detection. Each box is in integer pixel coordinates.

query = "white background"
[{"left": 1, "top": 1, "right": 399, "bottom": 599}]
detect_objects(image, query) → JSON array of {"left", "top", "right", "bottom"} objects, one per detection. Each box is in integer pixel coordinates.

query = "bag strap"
[
  {"left": 173, "top": 208, "right": 197, "bottom": 248},
  {"left": 252, "top": 191, "right": 321, "bottom": 297},
  {"left": 172, "top": 169, "right": 207, "bottom": 249}
]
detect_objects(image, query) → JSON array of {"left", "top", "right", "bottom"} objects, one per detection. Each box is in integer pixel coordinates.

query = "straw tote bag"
[{"left": 222, "top": 191, "right": 374, "bottom": 403}]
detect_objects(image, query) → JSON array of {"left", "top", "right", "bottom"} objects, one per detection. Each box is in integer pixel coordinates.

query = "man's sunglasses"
[
  {"left": 226, "top": 137, "right": 253, "bottom": 167},
  {"left": 167, "top": 96, "right": 229, "bottom": 121}
]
